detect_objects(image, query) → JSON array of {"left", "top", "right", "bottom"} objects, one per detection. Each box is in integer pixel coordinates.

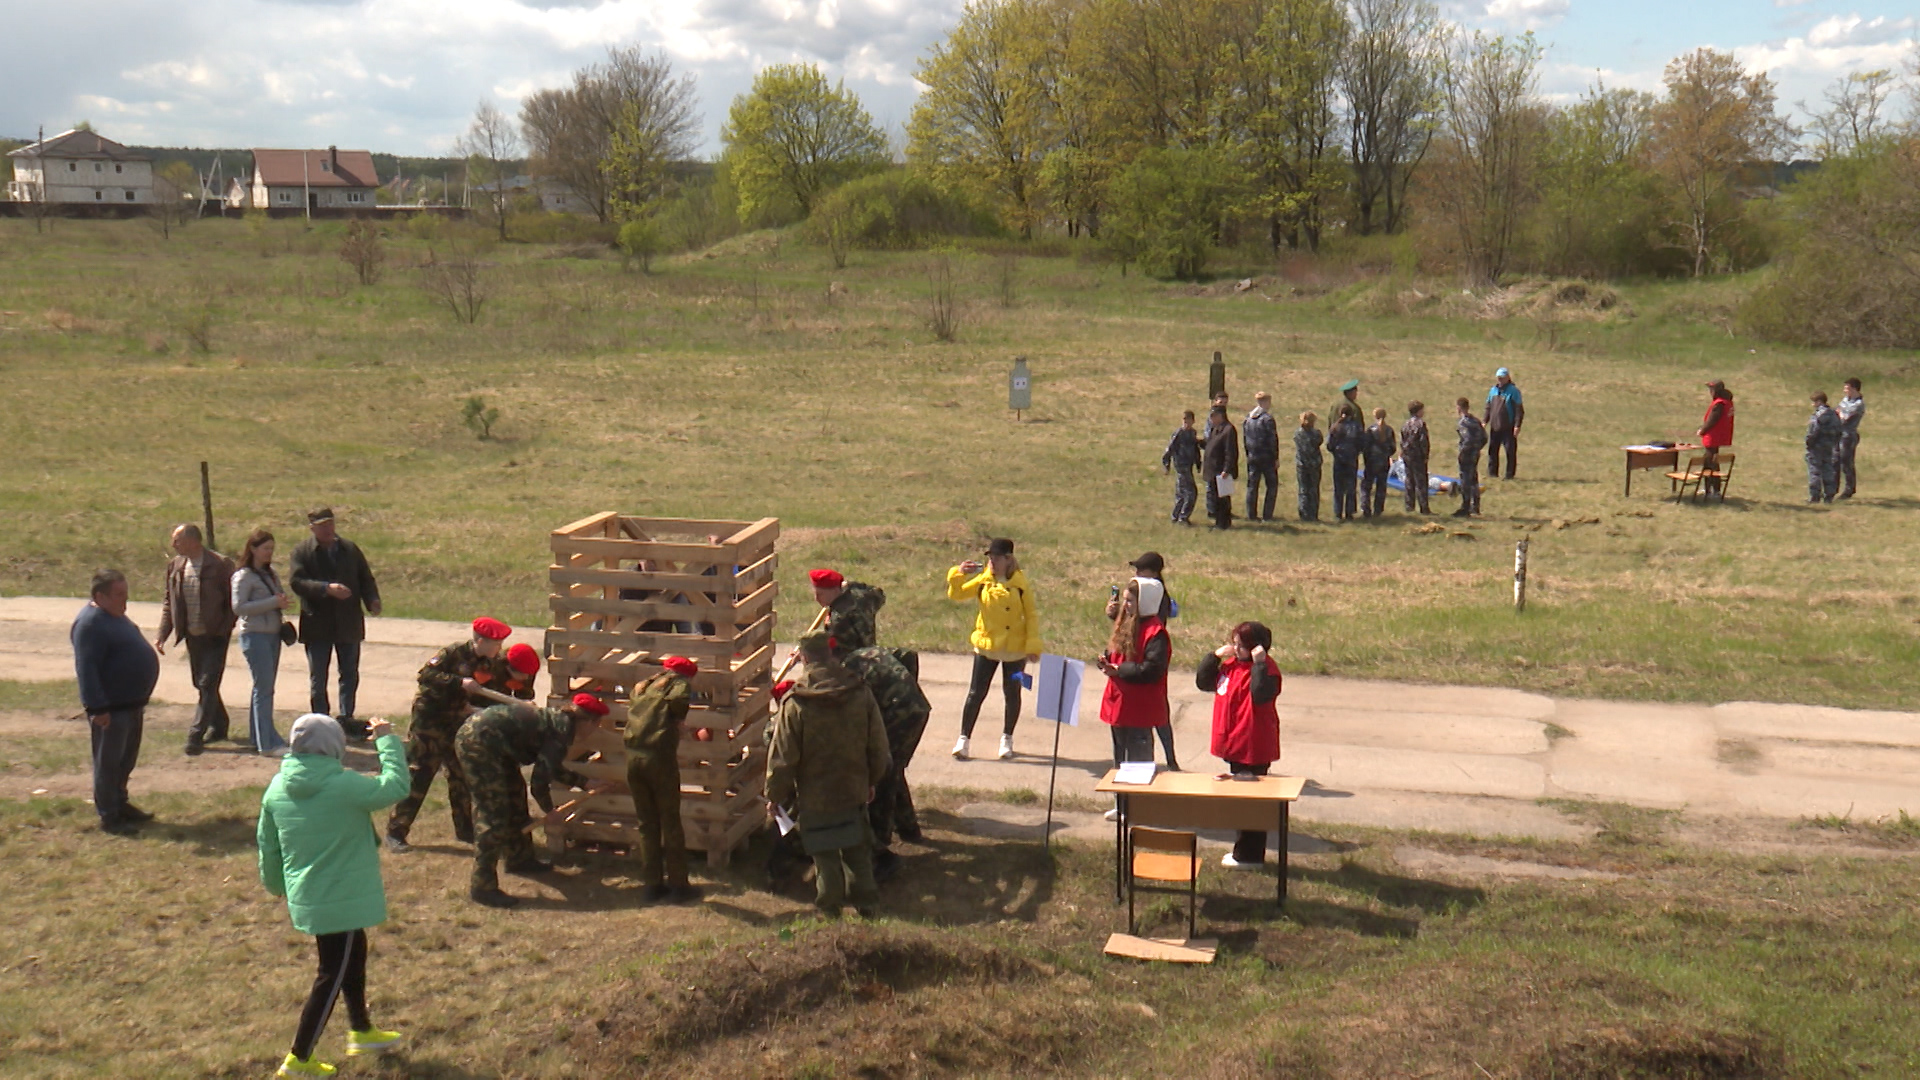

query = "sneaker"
[
  {"left": 1221, "top": 852, "right": 1264, "bottom": 870},
  {"left": 384, "top": 835, "right": 413, "bottom": 855},
  {"left": 262, "top": 746, "right": 290, "bottom": 757},
  {"left": 997, "top": 735, "right": 1015, "bottom": 760},
  {"left": 1103, "top": 808, "right": 1121, "bottom": 823},
  {"left": 951, "top": 736, "right": 970, "bottom": 760},
  {"left": 346, "top": 1028, "right": 403, "bottom": 1056},
  {"left": 470, "top": 887, "right": 519, "bottom": 909},
  {"left": 120, "top": 804, "right": 154, "bottom": 823},
  {"left": 277, "top": 1053, "right": 337, "bottom": 1077}
]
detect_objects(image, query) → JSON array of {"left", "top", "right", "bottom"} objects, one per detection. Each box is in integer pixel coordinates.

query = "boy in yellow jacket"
[{"left": 945, "top": 538, "right": 1043, "bottom": 761}]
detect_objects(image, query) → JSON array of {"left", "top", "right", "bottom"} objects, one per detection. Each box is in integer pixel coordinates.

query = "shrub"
[
  {"left": 337, "top": 220, "right": 385, "bottom": 286},
  {"left": 802, "top": 171, "right": 1003, "bottom": 253},
  {"left": 1101, "top": 148, "right": 1233, "bottom": 280},
  {"left": 617, "top": 218, "right": 664, "bottom": 272}
]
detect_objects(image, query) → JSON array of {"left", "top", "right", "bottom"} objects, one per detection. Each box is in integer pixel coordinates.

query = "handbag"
[{"left": 279, "top": 620, "right": 298, "bottom": 647}]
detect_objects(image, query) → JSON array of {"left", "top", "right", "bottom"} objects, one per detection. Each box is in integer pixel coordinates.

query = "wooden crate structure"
[{"left": 538, "top": 513, "right": 778, "bottom": 868}]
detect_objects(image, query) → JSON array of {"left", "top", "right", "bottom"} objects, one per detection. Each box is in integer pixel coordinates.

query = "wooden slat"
[
  {"left": 547, "top": 629, "right": 740, "bottom": 661},
  {"left": 551, "top": 511, "right": 619, "bottom": 539},
  {"left": 723, "top": 516, "right": 779, "bottom": 554},
  {"left": 549, "top": 566, "right": 751, "bottom": 594},
  {"left": 549, "top": 536, "right": 744, "bottom": 563},
  {"left": 615, "top": 515, "right": 759, "bottom": 536}
]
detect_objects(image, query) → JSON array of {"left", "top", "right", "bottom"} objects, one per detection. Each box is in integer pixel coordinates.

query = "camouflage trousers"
[
  {"left": 1402, "top": 457, "right": 1430, "bottom": 513},
  {"left": 1807, "top": 447, "right": 1839, "bottom": 502},
  {"left": 625, "top": 752, "right": 689, "bottom": 889},
  {"left": 869, "top": 704, "right": 930, "bottom": 849},
  {"left": 1296, "top": 462, "right": 1322, "bottom": 521},
  {"left": 454, "top": 738, "right": 538, "bottom": 894},
  {"left": 386, "top": 717, "right": 472, "bottom": 843}
]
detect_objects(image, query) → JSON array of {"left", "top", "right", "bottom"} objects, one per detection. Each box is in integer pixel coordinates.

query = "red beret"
[
  {"left": 772, "top": 679, "right": 794, "bottom": 702},
  {"left": 506, "top": 643, "right": 541, "bottom": 675},
  {"left": 809, "top": 569, "right": 844, "bottom": 589},
  {"left": 471, "top": 617, "right": 511, "bottom": 640},
  {"left": 662, "top": 656, "right": 698, "bottom": 677},
  {"left": 570, "top": 692, "right": 609, "bottom": 717}
]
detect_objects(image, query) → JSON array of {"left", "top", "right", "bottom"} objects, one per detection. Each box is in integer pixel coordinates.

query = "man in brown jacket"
[
  {"left": 154, "top": 524, "right": 236, "bottom": 755},
  {"left": 768, "top": 629, "right": 891, "bottom": 917}
]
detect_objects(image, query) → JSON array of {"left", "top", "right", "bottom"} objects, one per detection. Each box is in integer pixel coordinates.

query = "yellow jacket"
[{"left": 946, "top": 566, "right": 1043, "bottom": 658}]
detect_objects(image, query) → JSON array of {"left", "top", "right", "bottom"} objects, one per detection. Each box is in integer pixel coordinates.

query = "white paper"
[
  {"left": 1034, "top": 654, "right": 1084, "bottom": 727},
  {"left": 1114, "top": 761, "right": 1159, "bottom": 785},
  {"left": 772, "top": 803, "right": 796, "bottom": 835},
  {"left": 1215, "top": 473, "right": 1236, "bottom": 497}
]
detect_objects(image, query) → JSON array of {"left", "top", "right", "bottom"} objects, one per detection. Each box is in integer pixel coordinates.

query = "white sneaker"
[
  {"left": 1103, "top": 808, "right": 1121, "bottom": 822},
  {"left": 1221, "top": 852, "right": 1263, "bottom": 870},
  {"left": 951, "top": 736, "right": 970, "bottom": 760},
  {"left": 997, "top": 735, "right": 1015, "bottom": 760}
]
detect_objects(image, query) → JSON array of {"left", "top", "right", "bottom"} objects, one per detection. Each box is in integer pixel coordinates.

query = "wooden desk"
[
  {"left": 1622, "top": 444, "right": 1697, "bottom": 497},
  {"left": 1094, "top": 770, "right": 1306, "bottom": 905}
]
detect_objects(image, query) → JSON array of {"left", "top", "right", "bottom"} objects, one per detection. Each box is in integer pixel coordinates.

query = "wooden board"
[{"left": 1102, "top": 935, "right": 1218, "bottom": 964}]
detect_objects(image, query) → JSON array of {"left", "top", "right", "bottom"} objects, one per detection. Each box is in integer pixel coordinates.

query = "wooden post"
[
  {"left": 199, "top": 461, "right": 216, "bottom": 553},
  {"left": 1208, "top": 350, "right": 1226, "bottom": 402},
  {"left": 1514, "top": 538, "right": 1529, "bottom": 613}
]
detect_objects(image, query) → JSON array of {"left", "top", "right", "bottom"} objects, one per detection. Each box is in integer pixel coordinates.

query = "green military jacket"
[
  {"left": 840, "top": 646, "right": 929, "bottom": 742},
  {"left": 624, "top": 672, "right": 691, "bottom": 758},
  {"left": 458, "top": 704, "right": 587, "bottom": 794},
  {"left": 414, "top": 640, "right": 512, "bottom": 721},
  {"left": 768, "top": 660, "right": 891, "bottom": 818},
  {"left": 826, "top": 582, "right": 885, "bottom": 656}
]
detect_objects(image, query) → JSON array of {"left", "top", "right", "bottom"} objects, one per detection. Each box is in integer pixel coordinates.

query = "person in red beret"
[
  {"left": 1196, "top": 622, "right": 1282, "bottom": 868},
  {"left": 810, "top": 568, "right": 887, "bottom": 657},
  {"left": 383, "top": 617, "right": 517, "bottom": 854},
  {"left": 455, "top": 693, "right": 607, "bottom": 908},
  {"left": 503, "top": 644, "right": 541, "bottom": 701},
  {"left": 624, "top": 656, "right": 702, "bottom": 903}
]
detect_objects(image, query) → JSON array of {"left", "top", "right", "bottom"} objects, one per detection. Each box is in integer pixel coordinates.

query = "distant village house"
[
  {"left": 5, "top": 129, "right": 154, "bottom": 204},
  {"left": 232, "top": 147, "right": 380, "bottom": 210},
  {"left": 472, "top": 175, "right": 593, "bottom": 216}
]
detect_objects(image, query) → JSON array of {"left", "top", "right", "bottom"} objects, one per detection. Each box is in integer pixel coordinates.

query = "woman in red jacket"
[
  {"left": 1097, "top": 579, "right": 1171, "bottom": 820},
  {"left": 1196, "top": 621, "right": 1281, "bottom": 868}
]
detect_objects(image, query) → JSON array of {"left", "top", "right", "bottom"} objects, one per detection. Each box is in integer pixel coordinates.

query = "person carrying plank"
[
  {"left": 624, "top": 656, "right": 701, "bottom": 905},
  {"left": 384, "top": 617, "right": 515, "bottom": 854},
  {"left": 456, "top": 693, "right": 606, "bottom": 908}
]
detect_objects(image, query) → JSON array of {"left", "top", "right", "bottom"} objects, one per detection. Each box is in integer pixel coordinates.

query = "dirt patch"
[{"left": 1533, "top": 1023, "right": 1782, "bottom": 1079}]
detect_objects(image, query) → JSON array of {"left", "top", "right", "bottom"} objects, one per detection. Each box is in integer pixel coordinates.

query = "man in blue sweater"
[{"left": 71, "top": 569, "right": 161, "bottom": 835}]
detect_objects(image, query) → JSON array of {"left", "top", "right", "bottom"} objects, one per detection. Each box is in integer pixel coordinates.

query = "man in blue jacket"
[
  {"left": 71, "top": 569, "right": 160, "bottom": 835},
  {"left": 1484, "top": 368, "right": 1524, "bottom": 479}
]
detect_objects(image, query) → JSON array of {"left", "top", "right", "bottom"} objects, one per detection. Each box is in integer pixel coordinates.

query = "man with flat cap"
[
  {"left": 385, "top": 616, "right": 515, "bottom": 853},
  {"left": 457, "top": 692, "right": 607, "bottom": 908},
  {"left": 810, "top": 569, "right": 885, "bottom": 657},
  {"left": 289, "top": 507, "right": 381, "bottom": 741},
  {"left": 769, "top": 629, "right": 891, "bottom": 917}
]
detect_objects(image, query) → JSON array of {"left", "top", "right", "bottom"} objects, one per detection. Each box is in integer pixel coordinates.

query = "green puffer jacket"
[
  {"left": 768, "top": 660, "right": 891, "bottom": 818},
  {"left": 258, "top": 734, "right": 410, "bottom": 936}
]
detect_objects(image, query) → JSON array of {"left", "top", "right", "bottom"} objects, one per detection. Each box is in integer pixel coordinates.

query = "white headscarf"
[
  {"left": 1132, "top": 577, "right": 1166, "bottom": 619},
  {"left": 289, "top": 713, "right": 346, "bottom": 761}
]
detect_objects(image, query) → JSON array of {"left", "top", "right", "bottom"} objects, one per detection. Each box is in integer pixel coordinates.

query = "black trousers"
[
  {"left": 90, "top": 707, "right": 143, "bottom": 823},
  {"left": 1362, "top": 462, "right": 1391, "bottom": 517},
  {"left": 184, "top": 633, "right": 232, "bottom": 744},
  {"left": 960, "top": 655, "right": 1026, "bottom": 738},
  {"left": 1227, "top": 761, "right": 1271, "bottom": 862},
  {"left": 292, "top": 929, "right": 371, "bottom": 1060},
  {"left": 1487, "top": 429, "right": 1517, "bottom": 478}
]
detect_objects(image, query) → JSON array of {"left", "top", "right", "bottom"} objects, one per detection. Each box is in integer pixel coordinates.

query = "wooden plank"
[
  {"left": 722, "top": 517, "right": 780, "bottom": 555},
  {"left": 613, "top": 515, "right": 758, "bottom": 537},
  {"left": 548, "top": 566, "right": 760, "bottom": 594},
  {"left": 1103, "top": 935, "right": 1218, "bottom": 964},
  {"left": 549, "top": 536, "right": 745, "bottom": 563},
  {"left": 546, "top": 591, "right": 764, "bottom": 624},
  {"left": 551, "top": 511, "right": 619, "bottom": 539},
  {"left": 547, "top": 629, "right": 740, "bottom": 661}
]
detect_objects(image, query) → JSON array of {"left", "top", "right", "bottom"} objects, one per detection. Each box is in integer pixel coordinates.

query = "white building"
[
  {"left": 237, "top": 147, "right": 380, "bottom": 210},
  {"left": 6, "top": 129, "right": 154, "bottom": 205}
]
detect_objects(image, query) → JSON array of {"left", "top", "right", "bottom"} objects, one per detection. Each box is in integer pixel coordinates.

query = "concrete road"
[{"left": 9, "top": 596, "right": 1919, "bottom": 837}]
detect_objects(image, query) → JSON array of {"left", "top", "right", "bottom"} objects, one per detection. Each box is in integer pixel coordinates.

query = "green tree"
[
  {"left": 1647, "top": 49, "right": 1795, "bottom": 277},
  {"left": 1339, "top": 0, "right": 1444, "bottom": 235},
  {"left": 1223, "top": 0, "right": 1351, "bottom": 253},
  {"left": 1426, "top": 32, "right": 1547, "bottom": 287},
  {"left": 1530, "top": 84, "right": 1667, "bottom": 277},
  {"left": 722, "top": 64, "right": 890, "bottom": 221},
  {"left": 1101, "top": 147, "right": 1232, "bottom": 278}
]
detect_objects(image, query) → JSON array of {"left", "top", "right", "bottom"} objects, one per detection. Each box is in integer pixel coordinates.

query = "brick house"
[
  {"left": 239, "top": 147, "right": 380, "bottom": 210},
  {"left": 5, "top": 129, "right": 154, "bottom": 205}
]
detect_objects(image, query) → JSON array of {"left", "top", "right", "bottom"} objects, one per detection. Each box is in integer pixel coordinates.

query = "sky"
[{"left": 3, "top": 0, "right": 1915, "bottom": 159}]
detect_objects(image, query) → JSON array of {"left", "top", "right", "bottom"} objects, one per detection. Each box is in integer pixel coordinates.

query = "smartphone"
[{"left": 1109, "top": 584, "right": 1121, "bottom": 599}]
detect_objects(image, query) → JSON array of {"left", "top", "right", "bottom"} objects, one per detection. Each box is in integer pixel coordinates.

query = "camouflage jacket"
[
  {"left": 623, "top": 672, "right": 691, "bottom": 758},
  {"left": 1806, "top": 405, "right": 1842, "bottom": 450},
  {"left": 840, "top": 646, "right": 931, "bottom": 743},
  {"left": 1399, "top": 416, "right": 1430, "bottom": 464},
  {"left": 768, "top": 660, "right": 890, "bottom": 818},
  {"left": 1327, "top": 419, "right": 1365, "bottom": 464},
  {"left": 1365, "top": 422, "right": 1397, "bottom": 467},
  {"left": 1293, "top": 426, "right": 1323, "bottom": 467},
  {"left": 458, "top": 704, "right": 587, "bottom": 792},
  {"left": 1457, "top": 413, "right": 1488, "bottom": 455},
  {"left": 826, "top": 582, "right": 885, "bottom": 656},
  {"left": 415, "top": 640, "right": 513, "bottom": 721}
]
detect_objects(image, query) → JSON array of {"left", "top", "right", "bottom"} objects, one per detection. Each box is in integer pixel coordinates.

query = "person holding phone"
[
  {"left": 946, "top": 538, "right": 1043, "bottom": 761},
  {"left": 1195, "top": 622, "right": 1282, "bottom": 868}
]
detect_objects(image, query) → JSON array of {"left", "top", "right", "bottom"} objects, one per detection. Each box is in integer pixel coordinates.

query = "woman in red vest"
[
  {"left": 1097, "top": 579, "right": 1171, "bottom": 821},
  {"left": 1197, "top": 621, "right": 1282, "bottom": 868},
  {"left": 1698, "top": 380, "right": 1735, "bottom": 464}
]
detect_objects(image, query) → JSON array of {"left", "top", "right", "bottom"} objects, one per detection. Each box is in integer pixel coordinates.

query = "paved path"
[{"left": 8, "top": 596, "right": 1920, "bottom": 837}]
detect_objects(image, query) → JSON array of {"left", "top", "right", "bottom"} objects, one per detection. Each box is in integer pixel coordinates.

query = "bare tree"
[
  {"left": 1339, "top": 0, "right": 1444, "bottom": 235},
  {"left": 338, "top": 219, "right": 385, "bottom": 285},
  {"left": 459, "top": 101, "right": 521, "bottom": 241},
  {"left": 1803, "top": 69, "right": 1900, "bottom": 158},
  {"left": 150, "top": 160, "right": 197, "bottom": 240},
  {"left": 1427, "top": 32, "right": 1546, "bottom": 287},
  {"left": 1647, "top": 49, "right": 1795, "bottom": 276},
  {"left": 420, "top": 242, "right": 487, "bottom": 323},
  {"left": 520, "top": 48, "right": 700, "bottom": 223}
]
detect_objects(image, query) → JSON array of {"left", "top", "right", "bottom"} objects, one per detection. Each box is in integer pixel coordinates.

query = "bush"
[
  {"left": 617, "top": 218, "right": 664, "bottom": 272},
  {"left": 1101, "top": 148, "right": 1233, "bottom": 280},
  {"left": 802, "top": 171, "right": 1003, "bottom": 254},
  {"left": 1738, "top": 139, "right": 1920, "bottom": 349}
]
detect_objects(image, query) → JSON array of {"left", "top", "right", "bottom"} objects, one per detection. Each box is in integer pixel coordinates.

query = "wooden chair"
[
  {"left": 1126, "top": 826, "right": 1201, "bottom": 939},
  {"left": 1666, "top": 455, "right": 1706, "bottom": 502},
  {"left": 1699, "top": 452, "right": 1735, "bottom": 502}
]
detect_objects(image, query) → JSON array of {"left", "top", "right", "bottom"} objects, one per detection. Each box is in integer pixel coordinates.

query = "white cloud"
[
  {"left": 1481, "top": 0, "right": 1572, "bottom": 30},
  {"left": 1804, "top": 13, "right": 1916, "bottom": 48}
]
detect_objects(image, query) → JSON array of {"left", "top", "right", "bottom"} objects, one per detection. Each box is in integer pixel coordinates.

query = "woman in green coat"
[{"left": 258, "top": 713, "right": 410, "bottom": 1078}]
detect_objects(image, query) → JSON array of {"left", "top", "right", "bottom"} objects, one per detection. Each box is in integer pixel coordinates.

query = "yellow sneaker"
[
  {"left": 347, "top": 1027, "right": 403, "bottom": 1056},
  {"left": 277, "top": 1053, "right": 336, "bottom": 1077}
]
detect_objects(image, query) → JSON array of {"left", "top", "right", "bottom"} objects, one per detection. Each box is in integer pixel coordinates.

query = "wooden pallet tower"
[{"left": 539, "top": 513, "right": 779, "bottom": 868}]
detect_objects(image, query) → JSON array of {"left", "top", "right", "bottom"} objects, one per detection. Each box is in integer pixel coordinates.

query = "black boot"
[{"left": 470, "top": 887, "right": 518, "bottom": 909}]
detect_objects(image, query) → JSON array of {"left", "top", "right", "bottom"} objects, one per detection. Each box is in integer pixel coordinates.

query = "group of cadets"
[{"left": 385, "top": 569, "right": 927, "bottom": 916}]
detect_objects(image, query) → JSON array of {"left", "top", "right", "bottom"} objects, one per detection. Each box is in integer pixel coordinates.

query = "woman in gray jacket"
[{"left": 233, "top": 528, "right": 292, "bottom": 755}]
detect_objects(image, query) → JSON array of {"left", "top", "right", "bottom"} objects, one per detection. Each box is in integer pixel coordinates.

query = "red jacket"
[
  {"left": 1202, "top": 653, "right": 1281, "bottom": 765},
  {"left": 1099, "top": 619, "right": 1170, "bottom": 729},
  {"left": 1701, "top": 396, "right": 1735, "bottom": 448}
]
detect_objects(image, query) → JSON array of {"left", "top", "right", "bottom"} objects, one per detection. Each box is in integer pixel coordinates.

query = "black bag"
[{"left": 279, "top": 620, "right": 298, "bottom": 647}]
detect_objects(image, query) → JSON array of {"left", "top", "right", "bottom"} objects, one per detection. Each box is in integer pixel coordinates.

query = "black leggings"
[
  {"left": 960, "top": 655, "right": 1026, "bottom": 738},
  {"left": 292, "top": 929, "right": 371, "bottom": 1060}
]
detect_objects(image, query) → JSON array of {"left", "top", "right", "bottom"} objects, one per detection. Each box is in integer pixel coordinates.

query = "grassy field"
[
  {"left": 2, "top": 218, "right": 1916, "bottom": 708},
  {"left": 1, "top": 702, "right": 1918, "bottom": 1079}
]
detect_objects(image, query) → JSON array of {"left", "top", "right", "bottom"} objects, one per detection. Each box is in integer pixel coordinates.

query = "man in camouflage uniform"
[
  {"left": 385, "top": 617, "right": 517, "bottom": 852},
  {"left": 841, "top": 644, "right": 930, "bottom": 881},
  {"left": 623, "top": 656, "right": 699, "bottom": 904},
  {"left": 810, "top": 569, "right": 884, "bottom": 656},
  {"left": 1454, "top": 397, "right": 1487, "bottom": 517},
  {"left": 455, "top": 693, "right": 605, "bottom": 908},
  {"left": 1362, "top": 407, "right": 1397, "bottom": 518},
  {"left": 1806, "top": 391, "right": 1843, "bottom": 504},
  {"left": 1835, "top": 378, "right": 1865, "bottom": 499},
  {"left": 1399, "top": 401, "right": 1432, "bottom": 514},
  {"left": 768, "top": 630, "right": 891, "bottom": 917}
]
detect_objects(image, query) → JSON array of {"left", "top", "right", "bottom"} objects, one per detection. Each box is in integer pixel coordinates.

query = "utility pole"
[{"left": 303, "top": 150, "right": 311, "bottom": 221}]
